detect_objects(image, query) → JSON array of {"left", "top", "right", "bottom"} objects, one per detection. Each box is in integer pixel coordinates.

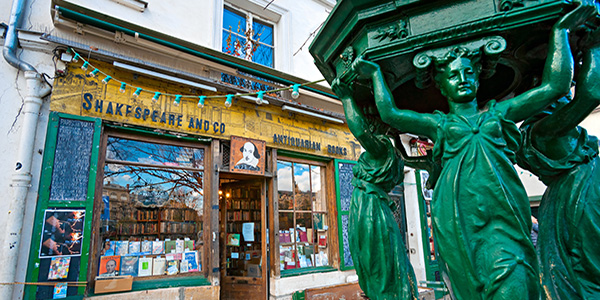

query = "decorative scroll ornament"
[
  {"left": 373, "top": 19, "right": 409, "bottom": 42},
  {"left": 413, "top": 36, "right": 507, "bottom": 89},
  {"left": 340, "top": 46, "right": 355, "bottom": 69}
]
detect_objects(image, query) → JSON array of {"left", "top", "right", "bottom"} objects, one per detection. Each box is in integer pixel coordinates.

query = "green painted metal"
[
  {"left": 414, "top": 170, "right": 445, "bottom": 300},
  {"left": 414, "top": 171, "right": 437, "bottom": 279},
  {"left": 280, "top": 266, "right": 336, "bottom": 278},
  {"left": 292, "top": 289, "right": 306, "bottom": 300},
  {"left": 516, "top": 26, "right": 600, "bottom": 299},
  {"left": 333, "top": 158, "right": 356, "bottom": 272},
  {"left": 104, "top": 124, "right": 212, "bottom": 144},
  {"left": 332, "top": 82, "right": 417, "bottom": 298},
  {"left": 313, "top": 0, "right": 600, "bottom": 299},
  {"left": 52, "top": 5, "right": 337, "bottom": 100},
  {"left": 25, "top": 112, "right": 102, "bottom": 299},
  {"left": 276, "top": 149, "right": 330, "bottom": 163}
]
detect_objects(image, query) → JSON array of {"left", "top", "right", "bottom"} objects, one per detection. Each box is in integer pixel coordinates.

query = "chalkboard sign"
[
  {"left": 341, "top": 214, "right": 353, "bottom": 267},
  {"left": 49, "top": 118, "right": 95, "bottom": 201},
  {"left": 338, "top": 162, "right": 355, "bottom": 212}
]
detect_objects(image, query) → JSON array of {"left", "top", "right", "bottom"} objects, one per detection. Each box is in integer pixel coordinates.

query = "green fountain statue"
[
  {"left": 516, "top": 27, "right": 600, "bottom": 300},
  {"left": 311, "top": 0, "right": 600, "bottom": 299},
  {"left": 332, "top": 82, "right": 418, "bottom": 300}
]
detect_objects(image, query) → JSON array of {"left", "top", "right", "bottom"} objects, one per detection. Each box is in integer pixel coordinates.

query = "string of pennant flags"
[{"left": 68, "top": 48, "right": 326, "bottom": 108}]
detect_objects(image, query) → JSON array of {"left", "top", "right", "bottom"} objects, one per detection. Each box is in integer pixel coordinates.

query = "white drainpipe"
[{"left": 2, "top": 0, "right": 51, "bottom": 298}]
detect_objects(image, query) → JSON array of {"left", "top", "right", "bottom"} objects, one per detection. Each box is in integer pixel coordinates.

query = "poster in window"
[
  {"left": 230, "top": 136, "right": 265, "bottom": 175},
  {"left": 420, "top": 170, "right": 433, "bottom": 200},
  {"left": 39, "top": 209, "right": 85, "bottom": 258}
]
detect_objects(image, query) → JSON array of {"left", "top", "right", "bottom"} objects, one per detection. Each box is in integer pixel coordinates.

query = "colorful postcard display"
[
  {"left": 40, "top": 209, "right": 85, "bottom": 258},
  {"left": 184, "top": 239, "right": 194, "bottom": 252},
  {"left": 120, "top": 256, "right": 139, "bottom": 276},
  {"left": 165, "top": 240, "right": 177, "bottom": 254},
  {"left": 100, "top": 240, "right": 115, "bottom": 256},
  {"left": 53, "top": 282, "right": 67, "bottom": 299},
  {"left": 98, "top": 255, "right": 120, "bottom": 277},
  {"left": 115, "top": 241, "right": 129, "bottom": 256},
  {"left": 152, "top": 257, "right": 166, "bottom": 276},
  {"left": 226, "top": 234, "right": 240, "bottom": 246},
  {"left": 152, "top": 240, "right": 164, "bottom": 254},
  {"left": 48, "top": 257, "right": 70, "bottom": 280},
  {"left": 138, "top": 257, "right": 153, "bottom": 277},
  {"left": 176, "top": 239, "right": 184, "bottom": 253},
  {"left": 141, "top": 240, "right": 152, "bottom": 254},
  {"left": 128, "top": 241, "right": 141, "bottom": 254},
  {"left": 183, "top": 251, "right": 200, "bottom": 272},
  {"left": 166, "top": 259, "right": 179, "bottom": 275}
]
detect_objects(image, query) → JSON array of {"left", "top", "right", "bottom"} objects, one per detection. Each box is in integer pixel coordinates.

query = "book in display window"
[{"left": 97, "top": 136, "right": 206, "bottom": 281}]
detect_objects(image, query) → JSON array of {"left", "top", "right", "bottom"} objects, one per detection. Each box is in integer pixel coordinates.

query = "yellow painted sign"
[{"left": 50, "top": 60, "right": 361, "bottom": 161}]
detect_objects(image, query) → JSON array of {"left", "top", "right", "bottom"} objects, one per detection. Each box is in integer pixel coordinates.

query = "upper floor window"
[{"left": 222, "top": 5, "right": 274, "bottom": 68}]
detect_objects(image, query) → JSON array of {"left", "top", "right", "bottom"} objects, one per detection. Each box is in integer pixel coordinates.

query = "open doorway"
[{"left": 219, "top": 176, "right": 267, "bottom": 299}]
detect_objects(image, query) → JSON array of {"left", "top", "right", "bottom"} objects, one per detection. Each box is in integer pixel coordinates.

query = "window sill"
[
  {"left": 280, "top": 266, "right": 336, "bottom": 278},
  {"left": 88, "top": 275, "right": 210, "bottom": 297}
]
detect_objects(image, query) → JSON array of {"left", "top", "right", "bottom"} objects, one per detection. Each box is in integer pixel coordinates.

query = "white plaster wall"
[
  {"left": 0, "top": 47, "right": 54, "bottom": 299},
  {"left": 270, "top": 269, "right": 357, "bottom": 300},
  {"left": 57, "top": 0, "right": 333, "bottom": 82},
  {"left": 402, "top": 169, "right": 427, "bottom": 284},
  {"left": 517, "top": 165, "right": 546, "bottom": 198},
  {"left": 580, "top": 111, "right": 600, "bottom": 136}
]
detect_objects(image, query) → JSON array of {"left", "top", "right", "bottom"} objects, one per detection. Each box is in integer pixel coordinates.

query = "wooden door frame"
[{"left": 219, "top": 176, "right": 268, "bottom": 299}]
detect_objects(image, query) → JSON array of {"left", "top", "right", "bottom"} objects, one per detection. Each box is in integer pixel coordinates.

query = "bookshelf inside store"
[{"left": 221, "top": 185, "right": 262, "bottom": 278}]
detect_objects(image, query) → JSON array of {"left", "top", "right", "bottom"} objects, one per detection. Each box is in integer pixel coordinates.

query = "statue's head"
[
  {"left": 413, "top": 36, "right": 506, "bottom": 103},
  {"left": 434, "top": 47, "right": 481, "bottom": 103}
]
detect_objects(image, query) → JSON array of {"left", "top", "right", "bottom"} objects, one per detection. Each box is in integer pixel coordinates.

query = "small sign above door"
[{"left": 230, "top": 136, "right": 266, "bottom": 175}]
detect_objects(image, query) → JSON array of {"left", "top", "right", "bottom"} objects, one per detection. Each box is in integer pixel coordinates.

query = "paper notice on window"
[{"left": 242, "top": 222, "right": 255, "bottom": 242}]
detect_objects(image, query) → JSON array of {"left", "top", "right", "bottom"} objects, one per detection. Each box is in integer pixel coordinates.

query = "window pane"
[
  {"left": 222, "top": 31, "right": 247, "bottom": 58},
  {"left": 278, "top": 212, "right": 294, "bottom": 233},
  {"left": 252, "top": 44, "right": 273, "bottom": 68},
  {"left": 99, "top": 140, "right": 204, "bottom": 279},
  {"left": 277, "top": 161, "right": 293, "bottom": 210},
  {"left": 252, "top": 20, "right": 273, "bottom": 45},
  {"left": 311, "top": 166, "right": 326, "bottom": 211},
  {"left": 293, "top": 163, "right": 311, "bottom": 211},
  {"left": 223, "top": 7, "right": 246, "bottom": 33},
  {"left": 106, "top": 137, "right": 204, "bottom": 169}
]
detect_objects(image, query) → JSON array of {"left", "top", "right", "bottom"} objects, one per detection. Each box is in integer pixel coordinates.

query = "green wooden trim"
[
  {"left": 528, "top": 195, "right": 543, "bottom": 202},
  {"left": 104, "top": 123, "right": 212, "bottom": 144},
  {"left": 292, "top": 289, "right": 307, "bottom": 300},
  {"left": 280, "top": 266, "right": 336, "bottom": 278},
  {"left": 25, "top": 113, "right": 61, "bottom": 300},
  {"left": 334, "top": 159, "right": 356, "bottom": 271},
  {"left": 24, "top": 112, "right": 102, "bottom": 300},
  {"left": 414, "top": 170, "right": 439, "bottom": 281},
  {"left": 276, "top": 149, "right": 331, "bottom": 163}
]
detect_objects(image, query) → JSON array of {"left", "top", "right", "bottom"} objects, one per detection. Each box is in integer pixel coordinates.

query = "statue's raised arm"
[
  {"left": 350, "top": 57, "right": 441, "bottom": 141},
  {"left": 496, "top": 0, "right": 599, "bottom": 122}
]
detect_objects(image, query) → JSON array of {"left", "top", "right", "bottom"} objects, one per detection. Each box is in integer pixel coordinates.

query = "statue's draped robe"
[
  {"left": 517, "top": 125, "right": 600, "bottom": 300},
  {"left": 349, "top": 136, "right": 417, "bottom": 300},
  {"left": 432, "top": 102, "right": 539, "bottom": 299}
]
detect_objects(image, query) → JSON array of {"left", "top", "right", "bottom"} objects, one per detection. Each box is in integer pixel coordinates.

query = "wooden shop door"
[{"left": 219, "top": 178, "right": 267, "bottom": 300}]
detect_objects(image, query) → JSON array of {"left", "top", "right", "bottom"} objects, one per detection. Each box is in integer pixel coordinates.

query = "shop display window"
[
  {"left": 97, "top": 136, "right": 205, "bottom": 279},
  {"left": 277, "top": 160, "right": 329, "bottom": 270}
]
